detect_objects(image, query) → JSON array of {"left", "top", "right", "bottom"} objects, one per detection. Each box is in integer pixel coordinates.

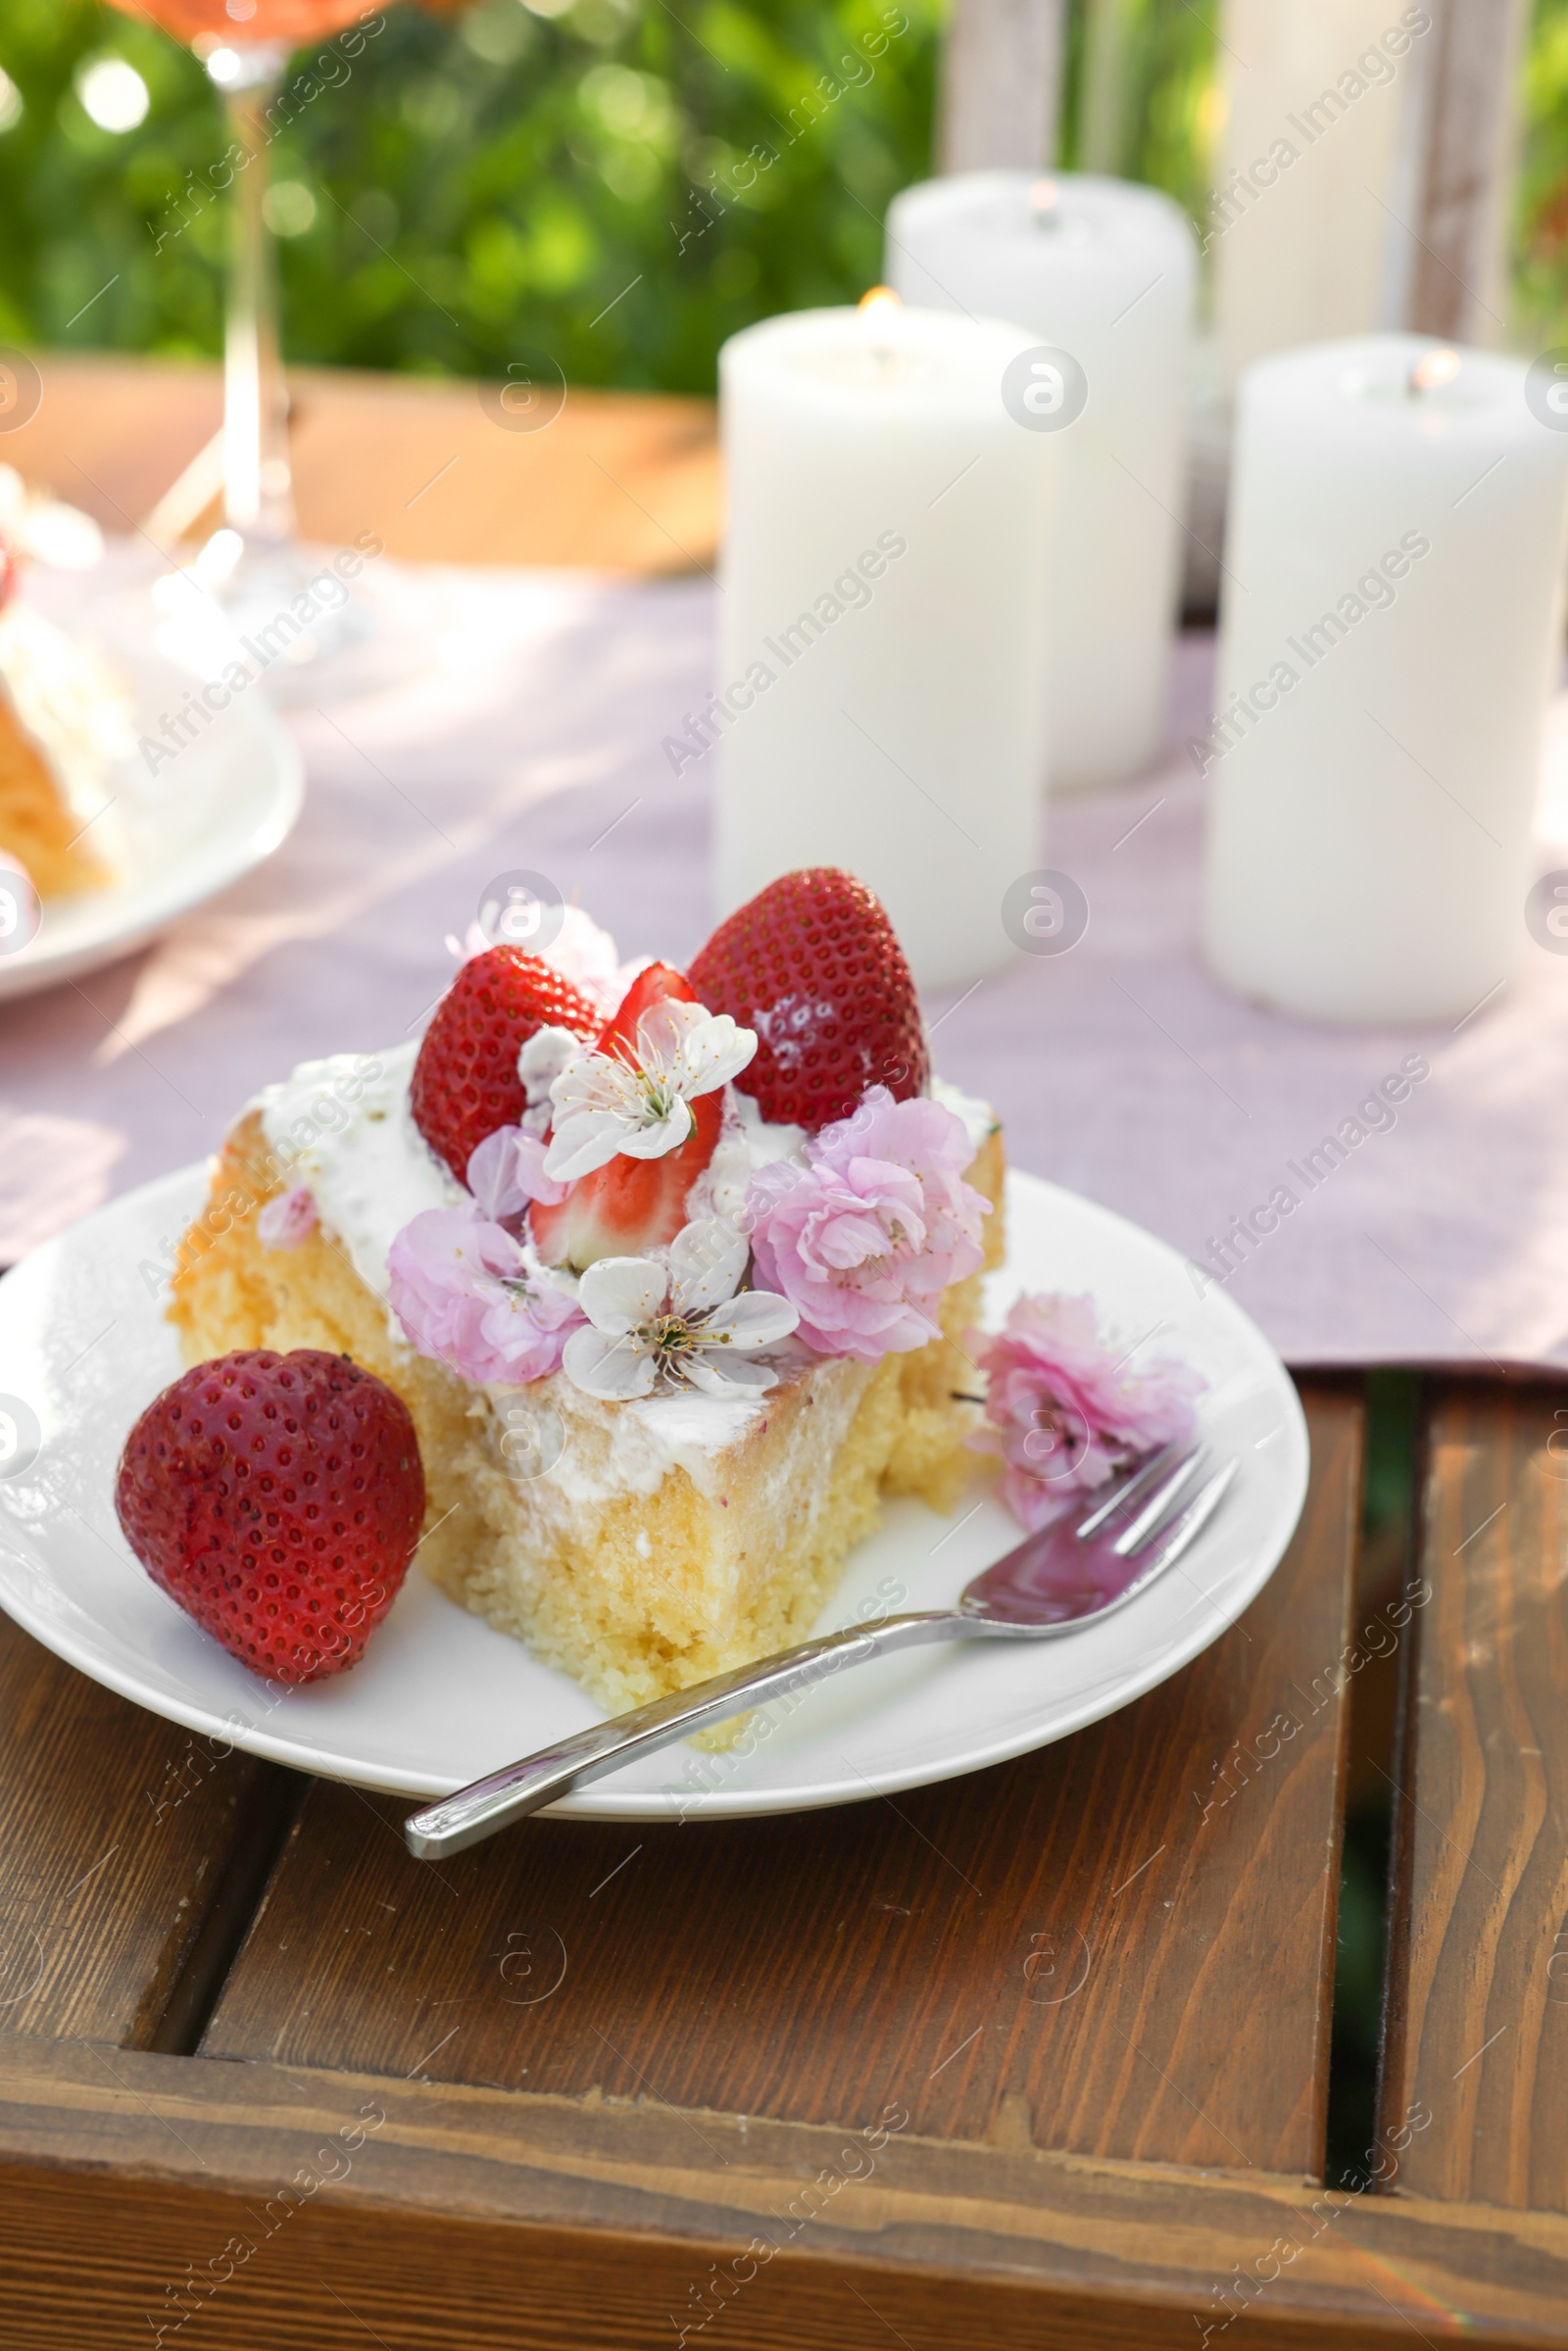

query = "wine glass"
[{"left": 110, "top": 1, "right": 399, "bottom": 658}]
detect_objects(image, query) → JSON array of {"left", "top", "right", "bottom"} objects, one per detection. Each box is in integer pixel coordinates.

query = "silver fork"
[{"left": 404, "top": 1442, "right": 1236, "bottom": 1858}]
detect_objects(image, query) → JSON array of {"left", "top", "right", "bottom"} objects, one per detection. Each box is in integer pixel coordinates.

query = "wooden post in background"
[
  {"left": 1078, "top": 0, "right": 1131, "bottom": 176},
  {"left": 937, "top": 0, "right": 1067, "bottom": 174},
  {"left": 1391, "top": 0, "right": 1532, "bottom": 343}
]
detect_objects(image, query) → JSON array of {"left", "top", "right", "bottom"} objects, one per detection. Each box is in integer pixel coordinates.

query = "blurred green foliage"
[
  {"left": 1514, "top": 0, "right": 1568, "bottom": 355},
  {"left": 1060, "top": 0, "right": 1218, "bottom": 224},
  {"left": 0, "top": 0, "right": 951, "bottom": 393},
  {"left": 4, "top": 0, "right": 1564, "bottom": 398},
  {"left": 0, "top": 0, "right": 1225, "bottom": 395}
]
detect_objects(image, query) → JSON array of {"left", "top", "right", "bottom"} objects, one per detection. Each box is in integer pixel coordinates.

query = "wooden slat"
[
  {"left": 0, "top": 1614, "right": 299, "bottom": 2050},
  {"left": 1379, "top": 1382, "right": 1568, "bottom": 2213},
  {"left": 2, "top": 2036, "right": 1567, "bottom": 2348},
  {"left": 285, "top": 367, "right": 717, "bottom": 575},
  {"left": 2, "top": 355, "right": 718, "bottom": 574},
  {"left": 1395, "top": 0, "right": 1532, "bottom": 342},
  {"left": 937, "top": 0, "right": 1065, "bottom": 174},
  {"left": 200, "top": 1385, "right": 1358, "bottom": 2180}
]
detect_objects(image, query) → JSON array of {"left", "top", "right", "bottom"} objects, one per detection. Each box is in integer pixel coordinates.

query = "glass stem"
[{"left": 221, "top": 68, "right": 295, "bottom": 548}]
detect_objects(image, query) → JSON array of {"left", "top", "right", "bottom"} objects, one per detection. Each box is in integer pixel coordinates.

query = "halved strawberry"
[
  {"left": 595, "top": 958, "right": 689, "bottom": 1058},
  {"left": 529, "top": 961, "right": 723, "bottom": 1272},
  {"left": 411, "top": 947, "right": 599, "bottom": 1184},
  {"left": 687, "top": 867, "right": 928, "bottom": 1130}
]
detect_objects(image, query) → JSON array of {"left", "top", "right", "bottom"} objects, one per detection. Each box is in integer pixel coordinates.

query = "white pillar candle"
[
  {"left": 713, "top": 299, "right": 1054, "bottom": 992},
  {"left": 1201, "top": 333, "right": 1568, "bottom": 1026},
  {"left": 884, "top": 171, "right": 1196, "bottom": 793},
  {"left": 1211, "top": 0, "right": 1428, "bottom": 381}
]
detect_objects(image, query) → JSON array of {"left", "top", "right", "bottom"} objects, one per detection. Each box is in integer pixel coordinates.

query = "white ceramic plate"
[
  {"left": 0, "top": 1165, "right": 1307, "bottom": 1822},
  {"left": 0, "top": 645, "right": 303, "bottom": 1002}
]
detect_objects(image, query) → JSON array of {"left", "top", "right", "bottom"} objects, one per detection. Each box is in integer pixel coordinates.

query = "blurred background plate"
[{"left": 0, "top": 640, "right": 303, "bottom": 1003}]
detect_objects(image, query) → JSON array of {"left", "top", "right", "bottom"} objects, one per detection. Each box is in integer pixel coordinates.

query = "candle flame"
[
  {"left": 1410, "top": 346, "right": 1460, "bottom": 394},
  {"left": 1029, "top": 177, "right": 1060, "bottom": 219},
  {"left": 858, "top": 286, "right": 902, "bottom": 324}
]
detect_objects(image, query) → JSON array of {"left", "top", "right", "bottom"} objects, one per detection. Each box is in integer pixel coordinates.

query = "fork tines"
[
  {"left": 1072, "top": 1440, "right": 1236, "bottom": 1579},
  {"left": 1073, "top": 1439, "right": 1196, "bottom": 1543},
  {"left": 1112, "top": 1446, "right": 1211, "bottom": 1558},
  {"left": 1144, "top": 1458, "right": 1239, "bottom": 1578}
]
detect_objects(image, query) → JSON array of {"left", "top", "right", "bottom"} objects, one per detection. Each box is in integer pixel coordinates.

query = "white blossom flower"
[
  {"left": 544, "top": 1000, "right": 757, "bottom": 1183},
  {"left": 561, "top": 1221, "right": 798, "bottom": 1400}
]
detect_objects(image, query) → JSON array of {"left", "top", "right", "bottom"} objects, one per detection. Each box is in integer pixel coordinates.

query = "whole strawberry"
[
  {"left": 411, "top": 947, "right": 599, "bottom": 1183},
  {"left": 116, "top": 1350, "right": 425, "bottom": 1684},
  {"left": 688, "top": 867, "right": 928, "bottom": 1129}
]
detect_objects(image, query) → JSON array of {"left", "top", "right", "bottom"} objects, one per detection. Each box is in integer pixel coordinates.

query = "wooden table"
[
  {"left": 2, "top": 366, "right": 1566, "bottom": 2347},
  {"left": 0, "top": 354, "right": 720, "bottom": 575}
]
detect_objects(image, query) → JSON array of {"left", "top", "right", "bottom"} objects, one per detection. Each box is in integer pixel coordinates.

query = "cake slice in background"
[
  {"left": 167, "top": 873, "right": 1005, "bottom": 1720},
  {"left": 0, "top": 681, "right": 109, "bottom": 897},
  {"left": 0, "top": 473, "right": 131, "bottom": 902}
]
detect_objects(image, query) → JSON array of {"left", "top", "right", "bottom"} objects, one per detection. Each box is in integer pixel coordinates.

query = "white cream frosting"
[
  {"left": 555, "top": 1371, "right": 772, "bottom": 1505},
  {"left": 0, "top": 603, "right": 134, "bottom": 843},
  {"left": 932, "top": 1074, "right": 996, "bottom": 1158},
  {"left": 256, "top": 1041, "right": 461, "bottom": 1298},
  {"left": 734, "top": 1088, "right": 806, "bottom": 1168},
  {"left": 684, "top": 1088, "right": 757, "bottom": 1227},
  {"left": 513, "top": 1342, "right": 871, "bottom": 1534}
]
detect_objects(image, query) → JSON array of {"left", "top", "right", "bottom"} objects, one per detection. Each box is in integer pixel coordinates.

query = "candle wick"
[
  {"left": 1407, "top": 347, "right": 1460, "bottom": 397},
  {"left": 1028, "top": 176, "right": 1060, "bottom": 232}
]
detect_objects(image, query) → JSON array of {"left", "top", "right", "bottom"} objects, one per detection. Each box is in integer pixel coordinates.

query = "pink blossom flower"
[
  {"left": 387, "top": 1207, "right": 583, "bottom": 1386},
  {"left": 969, "top": 1292, "right": 1205, "bottom": 1532},
  {"left": 745, "top": 1087, "right": 988, "bottom": 1363},
  {"left": 466, "top": 1125, "right": 568, "bottom": 1220},
  {"left": 257, "top": 1186, "right": 318, "bottom": 1249}
]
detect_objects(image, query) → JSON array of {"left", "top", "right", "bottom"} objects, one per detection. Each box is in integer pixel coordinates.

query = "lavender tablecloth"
[{"left": 4, "top": 554, "right": 1568, "bottom": 1369}]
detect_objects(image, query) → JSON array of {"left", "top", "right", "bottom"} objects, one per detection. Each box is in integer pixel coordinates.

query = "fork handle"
[{"left": 404, "top": 1610, "right": 964, "bottom": 1857}]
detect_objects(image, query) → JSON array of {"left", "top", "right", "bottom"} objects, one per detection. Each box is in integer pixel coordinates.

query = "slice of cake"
[
  {"left": 168, "top": 869, "right": 1004, "bottom": 1716},
  {"left": 0, "top": 685, "right": 108, "bottom": 898},
  {"left": 0, "top": 524, "right": 129, "bottom": 900}
]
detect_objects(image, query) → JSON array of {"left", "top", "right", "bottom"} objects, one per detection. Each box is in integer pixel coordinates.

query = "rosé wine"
[{"left": 107, "top": 0, "right": 382, "bottom": 44}]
